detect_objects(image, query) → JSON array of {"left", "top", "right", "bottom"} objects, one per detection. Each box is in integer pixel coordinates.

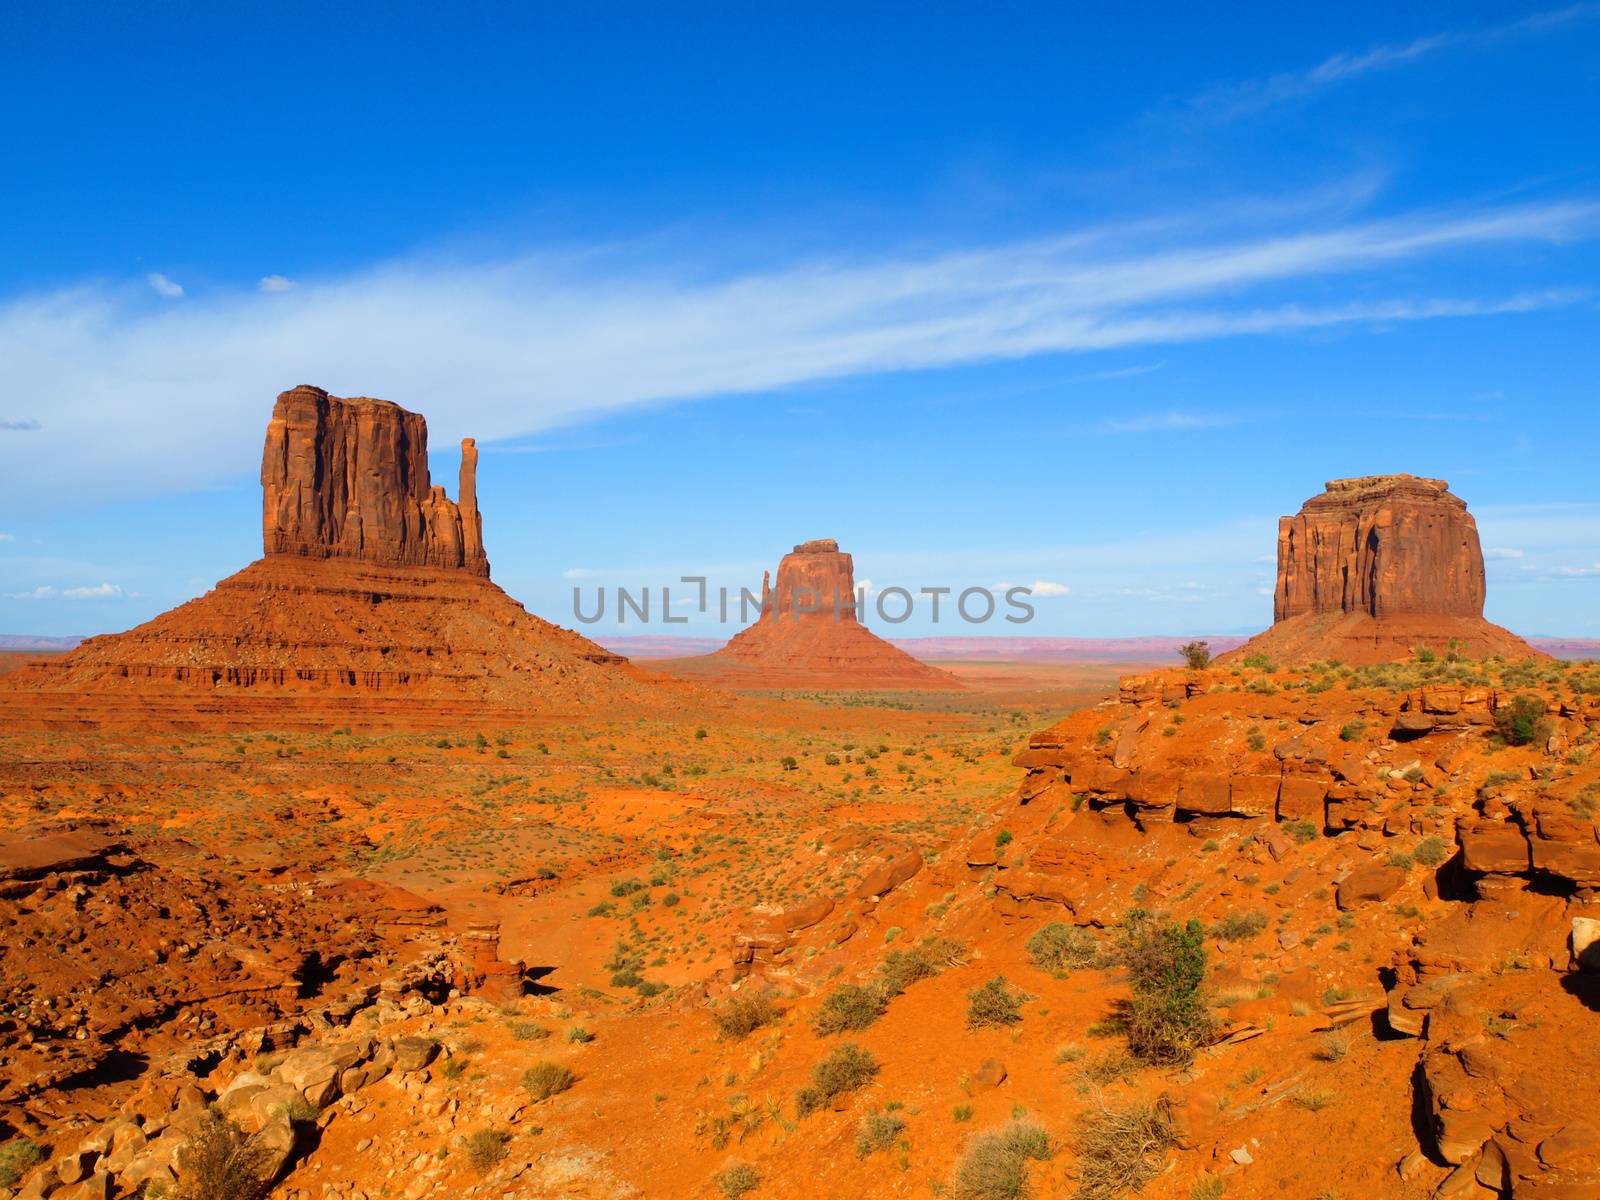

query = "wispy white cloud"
[
  {"left": 258, "top": 274, "right": 297, "bottom": 293},
  {"left": 1029, "top": 580, "right": 1071, "bottom": 596},
  {"left": 1552, "top": 563, "right": 1600, "bottom": 577},
  {"left": 1484, "top": 546, "right": 1525, "bottom": 560},
  {"left": 1187, "top": 4, "right": 1599, "bottom": 120},
  {"left": 0, "top": 532, "right": 13, "bottom": 542},
  {"left": 5, "top": 581, "right": 128, "bottom": 600},
  {"left": 1097, "top": 411, "right": 1237, "bottom": 435},
  {"left": 1, "top": 195, "right": 1595, "bottom": 511},
  {"left": 146, "top": 272, "right": 184, "bottom": 299},
  {"left": 1, "top": 418, "right": 41, "bottom": 431}
]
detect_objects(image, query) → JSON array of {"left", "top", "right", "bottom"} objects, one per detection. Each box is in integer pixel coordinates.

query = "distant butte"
[
  {"left": 2, "top": 386, "right": 649, "bottom": 716},
  {"left": 1225, "top": 474, "right": 1541, "bottom": 665},
  {"left": 677, "top": 538, "right": 961, "bottom": 690}
]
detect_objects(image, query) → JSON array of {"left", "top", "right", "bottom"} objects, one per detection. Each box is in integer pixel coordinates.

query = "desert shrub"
[
  {"left": 995, "top": 829, "right": 1014, "bottom": 847},
  {"left": 715, "top": 989, "right": 778, "bottom": 1039},
  {"left": 1338, "top": 721, "right": 1365, "bottom": 742},
  {"left": 1242, "top": 653, "right": 1275, "bottom": 670},
  {"left": 1494, "top": 695, "right": 1551, "bottom": 747},
  {"left": 168, "top": 1108, "right": 271, "bottom": 1200},
  {"left": 1190, "top": 1176, "right": 1226, "bottom": 1200},
  {"left": 462, "top": 1128, "right": 509, "bottom": 1175},
  {"left": 796, "top": 1043, "right": 878, "bottom": 1117},
  {"left": 880, "top": 936, "right": 964, "bottom": 993},
  {"left": 0, "top": 1139, "right": 44, "bottom": 1189},
  {"left": 1119, "top": 917, "right": 1214, "bottom": 1065},
  {"left": 952, "top": 1120, "right": 1052, "bottom": 1200},
  {"left": 1072, "top": 1101, "right": 1174, "bottom": 1200},
  {"left": 967, "top": 976, "right": 1027, "bottom": 1029},
  {"left": 855, "top": 1111, "right": 908, "bottom": 1157},
  {"left": 509, "top": 1020, "right": 549, "bottom": 1041},
  {"left": 1180, "top": 641, "right": 1212, "bottom": 669},
  {"left": 1026, "top": 923, "right": 1098, "bottom": 974},
  {"left": 522, "top": 1061, "right": 576, "bottom": 1100},
  {"left": 1285, "top": 819, "right": 1321, "bottom": 843},
  {"left": 714, "top": 1161, "right": 761, "bottom": 1197},
  {"left": 812, "top": 982, "right": 888, "bottom": 1035},
  {"left": 1210, "top": 910, "right": 1267, "bottom": 942}
]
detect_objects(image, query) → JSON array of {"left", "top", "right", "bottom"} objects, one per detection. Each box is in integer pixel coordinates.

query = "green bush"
[
  {"left": 0, "top": 1139, "right": 45, "bottom": 1190},
  {"left": 796, "top": 1043, "right": 878, "bottom": 1117},
  {"left": 1025, "top": 923, "right": 1097, "bottom": 974},
  {"left": 952, "top": 1120, "right": 1052, "bottom": 1200},
  {"left": 812, "top": 982, "right": 888, "bottom": 1035},
  {"left": 967, "top": 976, "right": 1027, "bottom": 1029},
  {"left": 522, "top": 1061, "right": 576, "bottom": 1100},
  {"left": 1339, "top": 721, "right": 1365, "bottom": 742},
  {"left": 1494, "top": 695, "right": 1551, "bottom": 747},
  {"left": 1118, "top": 917, "right": 1214, "bottom": 1065},
  {"left": 1180, "top": 641, "right": 1212, "bottom": 669}
]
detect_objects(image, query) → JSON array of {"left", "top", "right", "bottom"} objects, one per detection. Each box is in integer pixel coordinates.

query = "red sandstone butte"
[
  {"left": 263, "top": 385, "right": 488, "bottom": 575},
  {"left": 706, "top": 539, "right": 961, "bottom": 690},
  {"left": 1227, "top": 474, "right": 1540, "bottom": 665},
  {"left": 2, "top": 386, "right": 644, "bottom": 709}
]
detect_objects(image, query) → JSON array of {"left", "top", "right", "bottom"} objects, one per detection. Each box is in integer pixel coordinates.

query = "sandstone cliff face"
[
  {"left": 1230, "top": 475, "right": 1538, "bottom": 665},
  {"left": 1275, "top": 475, "right": 1485, "bottom": 621},
  {"left": 761, "top": 538, "right": 859, "bottom": 621},
  {"left": 262, "top": 385, "right": 488, "bottom": 576}
]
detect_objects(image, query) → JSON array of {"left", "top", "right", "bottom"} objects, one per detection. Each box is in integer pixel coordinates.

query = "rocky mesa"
[{"left": 1228, "top": 474, "right": 1540, "bottom": 666}]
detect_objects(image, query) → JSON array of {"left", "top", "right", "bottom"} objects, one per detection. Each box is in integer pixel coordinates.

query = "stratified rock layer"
[
  {"left": 263, "top": 385, "right": 488, "bottom": 575},
  {"left": 706, "top": 539, "right": 960, "bottom": 690},
  {"left": 1230, "top": 475, "right": 1538, "bottom": 665}
]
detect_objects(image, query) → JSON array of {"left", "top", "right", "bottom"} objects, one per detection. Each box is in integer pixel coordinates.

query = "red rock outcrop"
[
  {"left": 1228, "top": 475, "right": 1539, "bottom": 665},
  {"left": 702, "top": 539, "right": 960, "bottom": 690},
  {"left": 263, "top": 385, "right": 488, "bottom": 575},
  {"left": 2, "top": 387, "right": 652, "bottom": 713}
]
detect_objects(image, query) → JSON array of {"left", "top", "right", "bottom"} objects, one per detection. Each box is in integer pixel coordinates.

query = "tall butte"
[
  {"left": 5, "top": 386, "right": 642, "bottom": 713},
  {"left": 706, "top": 538, "right": 960, "bottom": 689},
  {"left": 1226, "top": 474, "right": 1540, "bottom": 665}
]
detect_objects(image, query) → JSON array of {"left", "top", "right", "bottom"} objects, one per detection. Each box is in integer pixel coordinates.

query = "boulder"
[{"left": 1336, "top": 865, "right": 1407, "bottom": 909}]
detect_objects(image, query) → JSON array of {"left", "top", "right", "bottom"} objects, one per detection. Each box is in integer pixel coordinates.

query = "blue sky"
[{"left": 2, "top": 1, "right": 1598, "bottom": 639}]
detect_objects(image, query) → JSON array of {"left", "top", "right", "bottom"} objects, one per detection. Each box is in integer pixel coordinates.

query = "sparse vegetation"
[
  {"left": 715, "top": 1161, "right": 761, "bottom": 1198},
  {"left": 1115, "top": 913, "right": 1214, "bottom": 1065},
  {"left": 164, "top": 1108, "right": 271, "bottom": 1200},
  {"left": 522, "top": 1061, "right": 576, "bottom": 1100},
  {"left": 796, "top": 1043, "right": 879, "bottom": 1117},
  {"left": 1072, "top": 1101, "right": 1174, "bottom": 1200},
  {"left": 0, "top": 1139, "right": 45, "bottom": 1190},
  {"left": 856, "top": 1110, "right": 908, "bottom": 1157},
  {"left": 967, "top": 976, "right": 1027, "bottom": 1029},
  {"left": 1210, "top": 910, "right": 1267, "bottom": 942},
  {"left": 952, "top": 1120, "right": 1052, "bottom": 1200},
  {"left": 716, "top": 988, "right": 779, "bottom": 1039},
  {"left": 1026, "top": 923, "right": 1097, "bottom": 974},
  {"left": 1180, "top": 641, "right": 1212, "bottom": 669},
  {"left": 1494, "top": 695, "right": 1551, "bottom": 747},
  {"left": 462, "top": 1127, "right": 510, "bottom": 1175}
]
